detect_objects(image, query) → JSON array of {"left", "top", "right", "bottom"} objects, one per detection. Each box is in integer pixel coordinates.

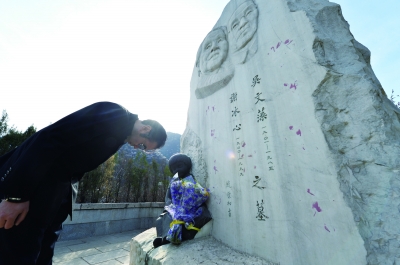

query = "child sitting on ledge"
[{"left": 153, "top": 153, "right": 212, "bottom": 248}]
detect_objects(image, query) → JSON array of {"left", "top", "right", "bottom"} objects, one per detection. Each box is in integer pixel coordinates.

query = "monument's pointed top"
[{"left": 213, "top": 0, "right": 256, "bottom": 29}]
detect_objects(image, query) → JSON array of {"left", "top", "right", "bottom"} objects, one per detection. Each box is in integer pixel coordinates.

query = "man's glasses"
[{"left": 137, "top": 143, "right": 147, "bottom": 150}]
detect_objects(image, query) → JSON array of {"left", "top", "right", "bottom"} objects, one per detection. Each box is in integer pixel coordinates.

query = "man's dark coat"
[
  {"left": 0, "top": 102, "right": 139, "bottom": 264},
  {"left": 0, "top": 101, "right": 137, "bottom": 221}
]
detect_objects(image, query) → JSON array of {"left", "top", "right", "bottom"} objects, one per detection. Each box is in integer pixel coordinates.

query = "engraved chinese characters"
[
  {"left": 195, "top": 0, "right": 259, "bottom": 99},
  {"left": 183, "top": 0, "right": 372, "bottom": 263}
]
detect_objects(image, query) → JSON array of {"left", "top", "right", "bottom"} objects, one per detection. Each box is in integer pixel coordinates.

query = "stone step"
[{"left": 130, "top": 226, "right": 277, "bottom": 265}]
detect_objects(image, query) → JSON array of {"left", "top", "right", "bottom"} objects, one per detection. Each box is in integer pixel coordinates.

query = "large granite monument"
[
  {"left": 181, "top": 0, "right": 400, "bottom": 264},
  {"left": 132, "top": 0, "right": 400, "bottom": 264}
]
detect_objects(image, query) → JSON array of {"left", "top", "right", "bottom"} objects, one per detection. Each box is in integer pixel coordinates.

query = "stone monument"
[{"left": 179, "top": 0, "right": 400, "bottom": 264}]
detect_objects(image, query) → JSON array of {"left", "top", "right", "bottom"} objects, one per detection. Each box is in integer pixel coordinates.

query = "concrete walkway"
[{"left": 53, "top": 229, "right": 145, "bottom": 265}]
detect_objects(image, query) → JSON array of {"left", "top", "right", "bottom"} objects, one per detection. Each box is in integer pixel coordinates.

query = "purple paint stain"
[
  {"left": 307, "top": 189, "right": 315, "bottom": 196},
  {"left": 284, "top": 83, "right": 288, "bottom": 87},
  {"left": 271, "top": 47, "right": 275, "bottom": 52},
  {"left": 242, "top": 142, "right": 246, "bottom": 147},
  {"left": 213, "top": 166, "right": 218, "bottom": 173},
  {"left": 302, "top": 147, "right": 305, "bottom": 150},
  {"left": 312, "top": 202, "right": 322, "bottom": 212},
  {"left": 276, "top": 42, "right": 281, "bottom": 49},
  {"left": 285, "top": 39, "right": 293, "bottom": 45},
  {"left": 324, "top": 225, "right": 330, "bottom": 232},
  {"left": 289, "top": 126, "right": 293, "bottom": 130},
  {"left": 296, "top": 129, "right": 302, "bottom": 136},
  {"left": 290, "top": 83, "right": 297, "bottom": 90},
  {"left": 211, "top": 129, "right": 215, "bottom": 137}
]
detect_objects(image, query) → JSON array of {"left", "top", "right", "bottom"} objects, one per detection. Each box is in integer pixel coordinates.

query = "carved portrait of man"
[
  {"left": 195, "top": 26, "right": 234, "bottom": 99},
  {"left": 228, "top": 0, "right": 259, "bottom": 64}
]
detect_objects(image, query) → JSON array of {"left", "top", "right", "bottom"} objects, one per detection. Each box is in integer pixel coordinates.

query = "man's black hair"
[{"left": 141, "top": 119, "right": 167, "bottom": 149}]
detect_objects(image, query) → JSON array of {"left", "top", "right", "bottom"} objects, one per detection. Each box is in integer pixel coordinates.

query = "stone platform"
[
  {"left": 54, "top": 229, "right": 145, "bottom": 265},
  {"left": 130, "top": 226, "right": 276, "bottom": 265},
  {"left": 61, "top": 202, "right": 164, "bottom": 241}
]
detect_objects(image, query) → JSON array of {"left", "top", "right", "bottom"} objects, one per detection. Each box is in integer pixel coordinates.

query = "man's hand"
[{"left": 0, "top": 200, "right": 29, "bottom": 229}]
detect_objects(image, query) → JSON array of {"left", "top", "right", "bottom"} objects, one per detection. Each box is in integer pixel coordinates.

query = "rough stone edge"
[
  {"left": 180, "top": 127, "right": 209, "bottom": 187},
  {"left": 287, "top": 0, "right": 400, "bottom": 264}
]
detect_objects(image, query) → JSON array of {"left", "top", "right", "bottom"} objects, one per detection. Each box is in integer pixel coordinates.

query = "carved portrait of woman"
[
  {"left": 195, "top": 26, "right": 234, "bottom": 99},
  {"left": 228, "top": 0, "right": 259, "bottom": 64}
]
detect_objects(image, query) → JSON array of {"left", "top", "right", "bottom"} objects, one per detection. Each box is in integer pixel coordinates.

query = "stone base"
[{"left": 130, "top": 226, "right": 277, "bottom": 265}]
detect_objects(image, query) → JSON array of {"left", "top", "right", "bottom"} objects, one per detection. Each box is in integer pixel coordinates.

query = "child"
[{"left": 153, "top": 153, "right": 212, "bottom": 247}]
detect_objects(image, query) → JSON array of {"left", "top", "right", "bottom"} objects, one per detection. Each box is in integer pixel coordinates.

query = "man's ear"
[{"left": 140, "top": 124, "right": 152, "bottom": 134}]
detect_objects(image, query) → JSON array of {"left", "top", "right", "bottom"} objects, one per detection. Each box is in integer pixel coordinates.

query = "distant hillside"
[
  {"left": 118, "top": 144, "right": 168, "bottom": 167},
  {"left": 159, "top": 132, "right": 181, "bottom": 159},
  {"left": 116, "top": 132, "right": 180, "bottom": 166}
]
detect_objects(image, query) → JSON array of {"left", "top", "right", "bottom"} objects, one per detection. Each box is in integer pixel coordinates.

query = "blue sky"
[
  {"left": 0, "top": 0, "right": 398, "bottom": 134},
  {"left": 334, "top": 0, "right": 400, "bottom": 100}
]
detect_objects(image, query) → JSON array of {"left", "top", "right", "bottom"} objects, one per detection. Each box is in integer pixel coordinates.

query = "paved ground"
[{"left": 53, "top": 229, "right": 145, "bottom": 265}]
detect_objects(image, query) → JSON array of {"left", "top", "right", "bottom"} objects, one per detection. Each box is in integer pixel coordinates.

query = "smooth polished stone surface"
[{"left": 181, "top": 0, "right": 400, "bottom": 264}]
